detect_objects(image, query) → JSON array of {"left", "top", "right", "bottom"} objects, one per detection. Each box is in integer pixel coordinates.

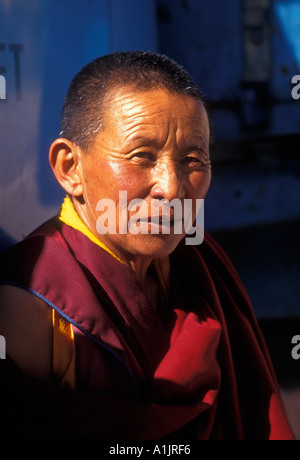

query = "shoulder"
[
  {"left": 0, "top": 219, "right": 77, "bottom": 294},
  {"left": 0, "top": 285, "right": 53, "bottom": 380}
]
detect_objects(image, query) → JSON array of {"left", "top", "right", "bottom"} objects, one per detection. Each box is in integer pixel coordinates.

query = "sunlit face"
[{"left": 77, "top": 87, "right": 211, "bottom": 264}]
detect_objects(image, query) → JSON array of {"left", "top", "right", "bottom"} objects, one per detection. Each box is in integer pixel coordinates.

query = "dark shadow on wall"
[
  {"left": 211, "top": 218, "right": 300, "bottom": 319},
  {"left": 211, "top": 218, "right": 300, "bottom": 391}
]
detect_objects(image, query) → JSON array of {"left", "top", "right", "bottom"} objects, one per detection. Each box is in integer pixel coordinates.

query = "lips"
[
  {"left": 135, "top": 215, "right": 184, "bottom": 236},
  {"left": 125, "top": 198, "right": 186, "bottom": 235},
  {"left": 139, "top": 213, "right": 180, "bottom": 225},
  {"left": 145, "top": 216, "right": 174, "bottom": 225}
]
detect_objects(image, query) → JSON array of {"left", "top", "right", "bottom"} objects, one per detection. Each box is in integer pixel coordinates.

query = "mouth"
[
  {"left": 147, "top": 215, "right": 173, "bottom": 224},
  {"left": 137, "top": 215, "right": 183, "bottom": 234}
]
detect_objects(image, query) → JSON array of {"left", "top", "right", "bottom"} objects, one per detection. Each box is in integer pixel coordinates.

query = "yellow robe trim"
[
  {"left": 52, "top": 310, "right": 76, "bottom": 390},
  {"left": 58, "top": 195, "right": 124, "bottom": 264}
]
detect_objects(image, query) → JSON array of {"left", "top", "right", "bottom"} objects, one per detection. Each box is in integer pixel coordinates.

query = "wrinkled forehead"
[{"left": 102, "top": 86, "right": 210, "bottom": 139}]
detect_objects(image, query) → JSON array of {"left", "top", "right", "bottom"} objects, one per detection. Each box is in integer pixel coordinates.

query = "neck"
[
  {"left": 72, "top": 196, "right": 154, "bottom": 287},
  {"left": 128, "top": 257, "right": 153, "bottom": 289}
]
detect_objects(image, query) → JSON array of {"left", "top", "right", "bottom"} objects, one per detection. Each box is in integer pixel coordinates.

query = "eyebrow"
[
  {"left": 120, "top": 136, "right": 165, "bottom": 155},
  {"left": 187, "top": 145, "right": 209, "bottom": 154},
  {"left": 126, "top": 135, "right": 162, "bottom": 147},
  {"left": 127, "top": 132, "right": 209, "bottom": 147}
]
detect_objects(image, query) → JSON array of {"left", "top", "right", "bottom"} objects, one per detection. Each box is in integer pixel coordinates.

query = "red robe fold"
[{"left": 0, "top": 218, "right": 295, "bottom": 440}]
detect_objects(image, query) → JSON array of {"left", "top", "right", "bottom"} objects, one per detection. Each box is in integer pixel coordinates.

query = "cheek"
[
  {"left": 189, "top": 170, "right": 211, "bottom": 199},
  {"left": 83, "top": 160, "right": 132, "bottom": 201},
  {"left": 107, "top": 162, "right": 152, "bottom": 200}
]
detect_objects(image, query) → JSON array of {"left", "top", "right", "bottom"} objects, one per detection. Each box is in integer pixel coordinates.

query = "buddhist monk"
[{"left": 0, "top": 51, "right": 295, "bottom": 440}]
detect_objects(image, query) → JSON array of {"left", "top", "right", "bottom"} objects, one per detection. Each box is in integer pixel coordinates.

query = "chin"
[{"left": 132, "top": 234, "right": 184, "bottom": 259}]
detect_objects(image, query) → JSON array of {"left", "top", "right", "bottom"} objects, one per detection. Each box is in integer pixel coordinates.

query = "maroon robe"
[{"left": 0, "top": 217, "right": 295, "bottom": 440}]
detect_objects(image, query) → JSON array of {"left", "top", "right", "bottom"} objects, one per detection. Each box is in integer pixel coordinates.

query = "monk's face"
[{"left": 78, "top": 87, "right": 211, "bottom": 264}]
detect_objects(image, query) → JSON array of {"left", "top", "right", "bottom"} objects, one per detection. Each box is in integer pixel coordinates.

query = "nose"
[{"left": 150, "top": 160, "right": 185, "bottom": 202}]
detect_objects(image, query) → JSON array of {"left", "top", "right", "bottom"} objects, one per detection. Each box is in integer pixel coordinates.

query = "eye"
[
  {"left": 183, "top": 156, "right": 201, "bottom": 164},
  {"left": 181, "top": 150, "right": 211, "bottom": 169},
  {"left": 131, "top": 151, "right": 156, "bottom": 162},
  {"left": 181, "top": 155, "right": 204, "bottom": 168}
]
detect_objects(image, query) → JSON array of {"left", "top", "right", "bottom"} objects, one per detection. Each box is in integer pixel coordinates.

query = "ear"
[{"left": 49, "top": 138, "right": 83, "bottom": 197}]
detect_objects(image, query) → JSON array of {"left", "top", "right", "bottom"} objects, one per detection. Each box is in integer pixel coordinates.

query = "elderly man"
[{"left": 0, "top": 51, "right": 294, "bottom": 440}]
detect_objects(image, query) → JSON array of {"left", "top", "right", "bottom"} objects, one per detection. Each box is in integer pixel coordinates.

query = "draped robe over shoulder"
[{"left": 0, "top": 200, "right": 295, "bottom": 440}]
